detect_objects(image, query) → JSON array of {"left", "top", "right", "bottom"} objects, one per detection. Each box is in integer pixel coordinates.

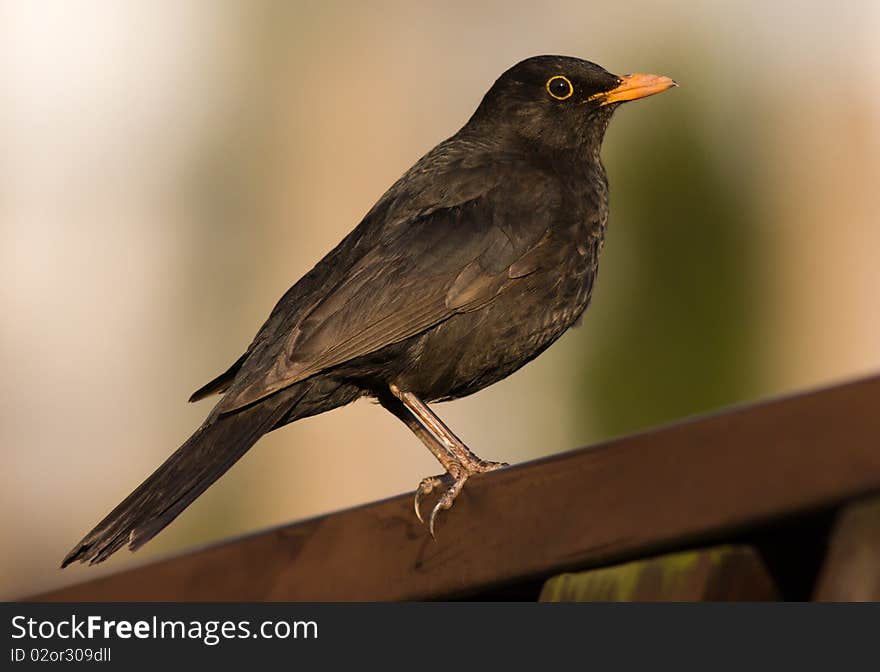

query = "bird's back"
[{"left": 215, "top": 134, "right": 599, "bottom": 410}]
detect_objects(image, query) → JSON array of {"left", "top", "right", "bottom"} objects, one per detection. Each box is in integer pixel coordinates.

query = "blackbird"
[{"left": 62, "top": 55, "right": 675, "bottom": 566}]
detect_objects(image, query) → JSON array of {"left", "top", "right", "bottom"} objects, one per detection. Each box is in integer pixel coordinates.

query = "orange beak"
[{"left": 588, "top": 73, "right": 677, "bottom": 106}]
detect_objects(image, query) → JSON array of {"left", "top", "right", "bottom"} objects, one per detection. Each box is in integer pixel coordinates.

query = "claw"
[
  {"left": 413, "top": 474, "right": 453, "bottom": 524},
  {"left": 428, "top": 500, "right": 444, "bottom": 539},
  {"left": 415, "top": 491, "right": 424, "bottom": 524},
  {"left": 428, "top": 494, "right": 452, "bottom": 539},
  {"left": 427, "top": 473, "right": 468, "bottom": 538},
  {"left": 463, "top": 458, "right": 508, "bottom": 473}
]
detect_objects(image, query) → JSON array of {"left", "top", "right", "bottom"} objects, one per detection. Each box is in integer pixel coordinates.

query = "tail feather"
[{"left": 61, "top": 394, "right": 294, "bottom": 567}]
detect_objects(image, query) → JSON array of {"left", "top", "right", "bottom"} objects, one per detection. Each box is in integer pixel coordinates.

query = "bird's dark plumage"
[{"left": 63, "top": 55, "right": 675, "bottom": 566}]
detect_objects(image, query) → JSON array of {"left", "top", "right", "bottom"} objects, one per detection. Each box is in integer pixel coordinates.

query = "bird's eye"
[{"left": 546, "top": 75, "right": 573, "bottom": 101}]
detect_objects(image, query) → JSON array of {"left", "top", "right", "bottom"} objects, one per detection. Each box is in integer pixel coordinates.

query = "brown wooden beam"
[{"left": 31, "top": 374, "right": 880, "bottom": 602}]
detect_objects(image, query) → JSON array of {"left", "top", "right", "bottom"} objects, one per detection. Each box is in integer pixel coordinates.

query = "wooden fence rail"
[{"left": 32, "top": 374, "right": 880, "bottom": 601}]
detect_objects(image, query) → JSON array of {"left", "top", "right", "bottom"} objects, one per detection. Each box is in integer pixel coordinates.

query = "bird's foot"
[
  {"left": 413, "top": 459, "right": 509, "bottom": 538},
  {"left": 413, "top": 473, "right": 454, "bottom": 523}
]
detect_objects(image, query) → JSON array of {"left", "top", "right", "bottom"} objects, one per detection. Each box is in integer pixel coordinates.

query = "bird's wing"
[{"left": 217, "top": 163, "right": 561, "bottom": 412}]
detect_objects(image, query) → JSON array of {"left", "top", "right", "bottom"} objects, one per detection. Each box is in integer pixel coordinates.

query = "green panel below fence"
[{"left": 540, "top": 545, "right": 779, "bottom": 602}]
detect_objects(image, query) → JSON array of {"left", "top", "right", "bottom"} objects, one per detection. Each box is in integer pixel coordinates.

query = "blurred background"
[{"left": 2, "top": 0, "right": 879, "bottom": 599}]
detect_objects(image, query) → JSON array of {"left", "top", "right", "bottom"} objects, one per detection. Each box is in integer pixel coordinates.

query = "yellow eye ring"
[{"left": 546, "top": 75, "right": 573, "bottom": 100}]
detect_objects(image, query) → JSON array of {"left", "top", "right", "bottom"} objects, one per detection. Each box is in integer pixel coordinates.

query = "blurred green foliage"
[{"left": 575, "top": 102, "right": 762, "bottom": 439}]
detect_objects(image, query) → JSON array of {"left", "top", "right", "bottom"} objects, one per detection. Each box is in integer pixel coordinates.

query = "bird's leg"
[
  {"left": 389, "top": 385, "right": 507, "bottom": 473},
  {"left": 388, "top": 384, "right": 507, "bottom": 536},
  {"left": 377, "top": 392, "right": 462, "bottom": 524}
]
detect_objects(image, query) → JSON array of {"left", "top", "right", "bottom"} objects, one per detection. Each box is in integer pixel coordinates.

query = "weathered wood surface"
[
  {"left": 539, "top": 545, "right": 779, "bottom": 601},
  {"left": 813, "top": 495, "right": 880, "bottom": 601},
  {"left": 32, "top": 374, "right": 880, "bottom": 602}
]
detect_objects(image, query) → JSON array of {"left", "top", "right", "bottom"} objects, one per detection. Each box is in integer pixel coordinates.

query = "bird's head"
[{"left": 467, "top": 55, "right": 676, "bottom": 156}]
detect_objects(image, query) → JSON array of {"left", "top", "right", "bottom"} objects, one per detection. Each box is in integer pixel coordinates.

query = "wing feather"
[{"left": 217, "top": 159, "right": 562, "bottom": 412}]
